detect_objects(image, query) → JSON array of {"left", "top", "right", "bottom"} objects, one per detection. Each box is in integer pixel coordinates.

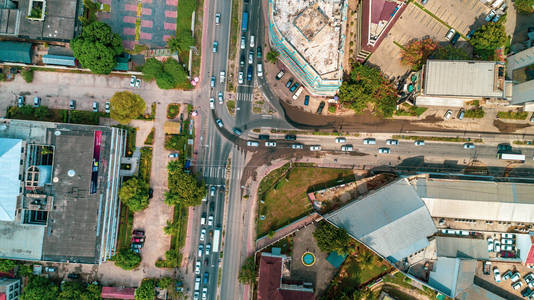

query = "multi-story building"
[{"left": 0, "top": 277, "right": 20, "bottom": 300}]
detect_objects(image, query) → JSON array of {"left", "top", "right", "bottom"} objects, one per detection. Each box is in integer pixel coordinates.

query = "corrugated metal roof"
[
  {"left": 424, "top": 60, "right": 504, "bottom": 98},
  {"left": 428, "top": 257, "right": 460, "bottom": 296},
  {"left": 436, "top": 237, "right": 489, "bottom": 260},
  {"left": 0, "top": 138, "right": 22, "bottom": 221},
  {"left": 507, "top": 46, "right": 534, "bottom": 75},
  {"left": 511, "top": 80, "right": 534, "bottom": 105},
  {"left": 42, "top": 54, "right": 76, "bottom": 67},
  {"left": 325, "top": 179, "right": 437, "bottom": 263},
  {"left": 415, "top": 96, "right": 467, "bottom": 107},
  {"left": 0, "top": 41, "right": 32, "bottom": 64}
]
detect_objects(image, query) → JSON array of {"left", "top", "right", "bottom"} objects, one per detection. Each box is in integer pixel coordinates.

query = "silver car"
[
  {"left": 265, "top": 141, "right": 277, "bottom": 147},
  {"left": 309, "top": 145, "right": 321, "bottom": 151},
  {"left": 247, "top": 141, "right": 259, "bottom": 147},
  {"left": 378, "top": 147, "right": 390, "bottom": 154}
]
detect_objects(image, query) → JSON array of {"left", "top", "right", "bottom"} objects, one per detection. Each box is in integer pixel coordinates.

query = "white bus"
[
  {"left": 212, "top": 228, "right": 221, "bottom": 252},
  {"left": 498, "top": 153, "right": 525, "bottom": 162},
  {"left": 292, "top": 86, "right": 304, "bottom": 100}
]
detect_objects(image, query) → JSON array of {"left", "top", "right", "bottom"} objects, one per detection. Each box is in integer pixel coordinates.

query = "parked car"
[
  {"left": 105, "top": 101, "right": 110, "bottom": 113},
  {"left": 487, "top": 238, "right": 494, "bottom": 252},
  {"left": 335, "top": 137, "right": 346, "bottom": 143},
  {"left": 304, "top": 95, "right": 309, "bottom": 106},
  {"left": 525, "top": 273, "right": 534, "bottom": 288},
  {"left": 238, "top": 71, "right": 244, "bottom": 84},
  {"left": 494, "top": 240, "right": 501, "bottom": 252},
  {"left": 502, "top": 233, "right": 514, "bottom": 239},
  {"left": 258, "top": 134, "right": 270, "bottom": 140},
  {"left": 68, "top": 273, "right": 80, "bottom": 279},
  {"left": 309, "top": 145, "right": 321, "bottom": 151},
  {"left": 414, "top": 140, "right": 425, "bottom": 146},
  {"left": 501, "top": 250, "right": 515, "bottom": 258},
  {"left": 482, "top": 261, "right": 491, "bottom": 275},
  {"left": 218, "top": 92, "right": 224, "bottom": 104},
  {"left": 497, "top": 143, "right": 512, "bottom": 152},
  {"left": 286, "top": 79, "right": 293, "bottom": 88},
  {"left": 341, "top": 145, "right": 353, "bottom": 152},
  {"left": 215, "top": 13, "right": 221, "bottom": 25},
  {"left": 168, "top": 153, "right": 179, "bottom": 158},
  {"left": 503, "top": 270, "right": 513, "bottom": 280},
  {"left": 233, "top": 128, "right": 242, "bottom": 136},
  {"left": 457, "top": 109, "right": 465, "bottom": 120},
  {"left": 276, "top": 70, "right": 285, "bottom": 80},
  {"left": 493, "top": 267, "right": 501, "bottom": 283},
  {"left": 512, "top": 281, "right": 523, "bottom": 290},
  {"left": 69, "top": 99, "right": 76, "bottom": 110},
  {"left": 208, "top": 215, "right": 213, "bottom": 226},
  {"left": 209, "top": 98, "right": 215, "bottom": 109},
  {"left": 530, "top": 113, "right": 534, "bottom": 123},
  {"left": 198, "top": 244, "right": 203, "bottom": 257},
  {"left": 265, "top": 141, "right": 277, "bottom": 147},
  {"left": 502, "top": 239, "right": 513, "bottom": 245},
  {"left": 485, "top": 10, "right": 496, "bottom": 22},
  {"left": 386, "top": 139, "right": 398, "bottom": 145},
  {"left": 195, "top": 261, "right": 201, "bottom": 275},
  {"left": 131, "top": 237, "right": 144, "bottom": 243},
  {"left": 92, "top": 101, "right": 98, "bottom": 112},
  {"left": 450, "top": 33, "right": 460, "bottom": 45},
  {"left": 444, "top": 110, "right": 452, "bottom": 120},
  {"left": 135, "top": 79, "right": 141, "bottom": 88},
  {"left": 291, "top": 144, "right": 304, "bottom": 149},
  {"left": 132, "top": 229, "right": 145, "bottom": 237},
  {"left": 285, "top": 135, "right": 297, "bottom": 141},
  {"left": 316, "top": 101, "right": 325, "bottom": 114},
  {"left": 33, "top": 97, "right": 41, "bottom": 108},
  {"left": 212, "top": 41, "right": 218, "bottom": 53},
  {"left": 378, "top": 147, "right": 390, "bottom": 154},
  {"left": 17, "top": 96, "right": 25, "bottom": 107},
  {"left": 130, "top": 75, "right": 136, "bottom": 87},
  {"left": 148, "top": 188, "right": 153, "bottom": 199},
  {"left": 363, "top": 138, "right": 376, "bottom": 145},
  {"left": 511, "top": 272, "right": 521, "bottom": 283},
  {"left": 45, "top": 266, "right": 57, "bottom": 273},
  {"left": 257, "top": 46, "right": 262, "bottom": 58},
  {"left": 200, "top": 228, "right": 206, "bottom": 242},
  {"left": 463, "top": 143, "right": 475, "bottom": 149},
  {"left": 247, "top": 141, "right": 259, "bottom": 147},
  {"left": 445, "top": 28, "right": 456, "bottom": 41},
  {"left": 289, "top": 82, "right": 299, "bottom": 92}
]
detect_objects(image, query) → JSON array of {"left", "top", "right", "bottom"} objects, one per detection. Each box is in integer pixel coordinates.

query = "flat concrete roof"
[
  {"left": 0, "top": 220, "right": 44, "bottom": 260},
  {"left": 424, "top": 60, "right": 505, "bottom": 98}
]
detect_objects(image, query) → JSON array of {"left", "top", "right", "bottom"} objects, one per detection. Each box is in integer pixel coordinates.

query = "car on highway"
[
  {"left": 378, "top": 147, "right": 390, "bottom": 154},
  {"left": 310, "top": 145, "right": 321, "bottom": 151},
  {"left": 463, "top": 143, "right": 475, "bottom": 149},
  {"left": 247, "top": 141, "right": 259, "bottom": 147},
  {"left": 105, "top": 101, "right": 110, "bottom": 113},
  {"left": 444, "top": 110, "right": 452, "bottom": 120},
  {"left": 240, "top": 55, "right": 245, "bottom": 67},
  {"left": 386, "top": 139, "right": 398, "bottom": 145},
  {"left": 291, "top": 144, "right": 304, "bottom": 149},
  {"left": 198, "top": 244, "right": 203, "bottom": 257},
  {"left": 200, "top": 228, "right": 206, "bottom": 242},
  {"left": 17, "top": 96, "right": 24, "bottom": 107},
  {"left": 130, "top": 75, "right": 136, "bottom": 87},
  {"left": 168, "top": 153, "right": 179, "bottom": 158},
  {"left": 233, "top": 128, "right": 242, "bottom": 136},
  {"left": 304, "top": 95, "right": 309, "bottom": 106},
  {"left": 194, "top": 276, "right": 201, "bottom": 291},
  {"left": 92, "top": 101, "right": 98, "bottom": 112},
  {"left": 276, "top": 70, "right": 285, "bottom": 80},
  {"left": 289, "top": 82, "right": 299, "bottom": 92},
  {"left": 240, "top": 36, "right": 246, "bottom": 49},
  {"left": 205, "top": 243, "right": 211, "bottom": 255},
  {"left": 195, "top": 261, "right": 201, "bottom": 275},
  {"left": 285, "top": 134, "right": 297, "bottom": 141},
  {"left": 202, "top": 288, "right": 208, "bottom": 300},
  {"left": 33, "top": 97, "right": 41, "bottom": 108},
  {"left": 210, "top": 76, "right": 216, "bottom": 88},
  {"left": 210, "top": 186, "right": 216, "bottom": 196},
  {"left": 248, "top": 51, "right": 254, "bottom": 64},
  {"left": 218, "top": 92, "right": 224, "bottom": 104},
  {"left": 220, "top": 71, "right": 225, "bottom": 82},
  {"left": 341, "top": 145, "right": 353, "bottom": 152},
  {"left": 247, "top": 65, "right": 253, "bottom": 81},
  {"left": 363, "top": 138, "right": 376, "bottom": 145},
  {"left": 265, "top": 141, "right": 277, "bottom": 147},
  {"left": 257, "top": 46, "right": 262, "bottom": 58},
  {"left": 257, "top": 63, "right": 263, "bottom": 77},
  {"left": 238, "top": 71, "right": 244, "bottom": 84},
  {"left": 286, "top": 78, "right": 293, "bottom": 88},
  {"left": 250, "top": 35, "right": 255, "bottom": 47},
  {"left": 208, "top": 215, "right": 213, "bottom": 226},
  {"left": 414, "top": 140, "right": 425, "bottom": 146},
  {"left": 493, "top": 267, "right": 501, "bottom": 283},
  {"left": 212, "top": 41, "right": 218, "bottom": 53},
  {"left": 69, "top": 99, "right": 76, "bottom": 110},
  {"left": 216, "top": 119, "right": 223, "bottom": 128},
  {"left": 335, "top": 137, "right": 346, "bottom": 143},
  {"left": 215, "top": 13, "right": 221, "bottom": 25},
  {"left": 203, "top": 272, "right": 209, "bottom": 284},
  {"left": 209, "top": 98, "right": 215, "bottom": 109}
]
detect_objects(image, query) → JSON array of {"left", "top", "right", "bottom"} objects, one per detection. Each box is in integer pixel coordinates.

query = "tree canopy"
[
  {"left": 142, "top": 58, "right": 164, "bottom": 81},
  {"left": 266, "top": 50, "right": 279, "bottom": 63},
  {"left": 313, "top": 221, "right": 352, "bottom": 256},
  {"left": 58, "top": 281, "right": 101, "bottom": 300},
  {"left": 470, "top": 21, "right": 507, "bottom": 60},
  {"left": 238, "top": 255, "right": 256, "bottom": 284},
  {"left": 514, "top": 0, "right": 534, "bottom": 14},
  {"left": 71, "top": 22, "right": 123, "bottom": 74},
  {"left": 119, "top": 177, "right": 150, "bottom": 212},
  {"left": 167, "top": 31, "right": 195, "bottom": 53},
  {"left": 111, "top": 249, "right": 141, "bottom": 270},
  {"left": 110, "top": 91, "right": 146, "bottom": 124},
  {"left": 135, "top": 279, "right": 156, "bottom": 300},
  {"left": 142, "top": 57, "right": 189, "bottom": 89},
  {"left": 20, "top": 275, "right": 59, "bottom": 300},
  {"left": 337, "top": 64, "right": 397, "bottom": 117},
  {"left": 400, "top": 38, "right": 438, "bottom": 70},
  {"left": 165, "top": 160, "right": 206, "bottom": 207},
  {"left": 0, "top": 259, "right": 17, "bottom": 272}
]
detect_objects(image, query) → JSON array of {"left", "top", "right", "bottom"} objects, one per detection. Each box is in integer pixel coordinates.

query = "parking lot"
[
  {"left": 422, "top": 0, "right": 491, "bottom": 35},
  {"left": 476, "top": 260, "right": 534, "bottom": 299}
]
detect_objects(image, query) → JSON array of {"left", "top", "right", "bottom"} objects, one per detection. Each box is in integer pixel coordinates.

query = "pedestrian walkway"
[{"left": 119, "top": 147, "right": 141, "bottom": 176}]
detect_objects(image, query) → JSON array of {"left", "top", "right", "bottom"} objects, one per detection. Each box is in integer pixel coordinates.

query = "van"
[
  {"left": 194, "top": 276, "right": 201, "bottom": 291},
  {"left": 257, "top": 63, "right": 263, "bottom": 77}
]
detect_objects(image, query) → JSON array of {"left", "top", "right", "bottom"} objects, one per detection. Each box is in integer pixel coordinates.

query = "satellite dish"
[
  {"left": 67, "top": 170, "right": 75, "bottom": 177},
  {"left": 54, "top": 130, "right": 61, "bottom": 136},
  {"left": 53, "top": 177, "right": 59, "bottom": 183}
]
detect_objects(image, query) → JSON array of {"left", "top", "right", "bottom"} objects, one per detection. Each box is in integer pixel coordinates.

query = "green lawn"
[
  {"left": 139, "top": 147, "right": 152, "bottom": 183},
  {"left": 257, "top": 165, "right": 353, "bottom": 236}
]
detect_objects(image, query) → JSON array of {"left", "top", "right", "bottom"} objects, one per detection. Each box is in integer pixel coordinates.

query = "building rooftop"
[
  {"left": 101, "top": 287, "right": 136, "bottom": 299},
  {"left": 435, "top": 237, "right": 489, "bottom": 260},
  {"left": 0, "top": 138, "right": 22, "bottom": 221},
  {"left": 325, "top": 178, "right": 437, "bottom": 263},
  {"left": 423, "top": 60, "right": 506, "bottom": 98},
  {"left": 428, "top": 258, "right": 477, "bottom": 298},
  {"left": 0, "top": 41, "right": 32, "bottom": 64}
]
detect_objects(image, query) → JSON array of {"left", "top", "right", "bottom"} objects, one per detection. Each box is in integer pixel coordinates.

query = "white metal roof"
[
  {"left": 0, "top": 138, "right": 22, "bottom": 221},
  {"left": 415, "top": 96, "right": 467, "bottom": 107},
  {"left": 424, "top": 60, "right": 504, "bottom": 98},
  {"left": 510, "top": 80, "right": 534, "bottom": 105}
]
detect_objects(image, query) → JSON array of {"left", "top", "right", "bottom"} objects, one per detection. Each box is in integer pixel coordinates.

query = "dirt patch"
[{"left": 493, "top": 120, "right": 531, "bottom": 133}]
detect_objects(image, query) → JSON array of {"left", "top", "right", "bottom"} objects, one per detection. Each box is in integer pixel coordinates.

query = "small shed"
[
  {"left": 42, "top": 54, "right": 76, "bottom": 67},
  {"left": 114, "top": 54, "right": 130, "bottom": 71},
  {"left": 101, "top": 287, "right": 136, "bottom": 299},
  {"left": 0, "top": 41, "right": 32, "bottom": 64}
]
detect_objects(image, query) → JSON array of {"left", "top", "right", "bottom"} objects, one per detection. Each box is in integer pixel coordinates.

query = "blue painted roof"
[
  {"left": 0, "top": 42, "right": 32, "bottom": 64},
  {"left": 42, "top": 54, "right": 76, "bottom": 67},
  {"left": 326, "top": 252, "right": 346, "bottom": 268},
  {"left": 0, "top": 138, "right": 23, "bottom": 221}
]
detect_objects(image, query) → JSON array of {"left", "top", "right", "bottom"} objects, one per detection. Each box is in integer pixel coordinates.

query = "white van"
[{"left": 257, "top": 63, "right": 263, "bottom": 77}]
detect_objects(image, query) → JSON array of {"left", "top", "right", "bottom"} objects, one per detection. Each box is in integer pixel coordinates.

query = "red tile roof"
[
  {"left": 526, "top": 245, "right": 534, "bottom": 265},
  {"left": 101, "top": 287, "right": 136, "bottom": 299},
  {"left": 279, "top": 288, "right": 315, "bottom": 300}
]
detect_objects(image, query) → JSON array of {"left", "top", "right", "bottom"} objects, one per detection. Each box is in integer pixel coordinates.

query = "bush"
[
  {"left": 464, "top": 107, "right": 485, "bottom": 118},
  {"left": 497, "top": 111, "right": 528, "bottom": 120},
  {"left": 328, "top": 105, "right": 336, "bottom": 113},
  {"left": 111, "top": 249, "right": 141, "bottom": 270},
  {"left": 167, "top": 104, "right": 180, "bottom": 119},
  {"left": 21, "top": 69, "right": 34, "bottom": 83},
  {"left": 0, "top": 259, "right": 17, "bottom": 272},
  {"left": 156, "top": 72, "right": 176, "bottom": 89},
  {"left": 135, "top": 279, "right": 156, "bottom": 300}
]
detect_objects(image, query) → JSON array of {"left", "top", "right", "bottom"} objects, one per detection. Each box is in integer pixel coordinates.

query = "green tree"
[
  {"left": 266, "top": 50, "right": 279, "bottom": 63},
  {"left": 167, "top": 32, "right": 195, "bottom": 53},
  {"left": 163, "top": 58, "right": 188, "bottom": 85},
  {"left": 78, "top": 0, "right": 100, "bottom": 25},
  {"left": 71, "top": 22, "right": 123, "bottom": 74},
  {"left": 313, "top": 221, "right": 351, "bottom": 256},
  {"left": 111, "top": 249, "right": 141, "bottom": 270},
  {"left": 514, "top": 0, "right": 534, "bottom": 14},
  {"left": 0, "top": 259, "right": 17, "bottom": 272},
  {"left": 21, "top": 69, "right": 34, "bottom": 83},
  {"left": 135, "top": 279, "right": 156, "bottom": 300},
  {"left": 119, "top": 177, "right": 150, "bottom": 212},
  {"left": 142, "top": 58, "right": 164, "bottom": 81},
  {"left": 155, "top": 72, "right": 176, "bottom": 89},
  {"left": 165, "top": 161, "right": 206, "bottom": 207},
  {"left": 400, "top": 37, "right": 438, "bottom": 70},
  {"left": 470, "top": 21, "right": 507, "bottom": 60},
  {"left": 238, "top": 255, "right": 256, "bottom": 284},
  {"left": 81, "top": 284, "right": 102, "bottom": 300},
  {"left": 110, "top": 91, "right": 146, "bottom": 124},
  {"left": 58, "top": 281, "right": 85, "bottom": 300},
  {"left": 433, "top": 44, "right": 471, "bottom": 60},
  {"left": 20, "top": 275, "right": 59, "bottom": 300},
  {"left": 18, "top": 264, "right": 32, "bottom": 277},
  {"left": 158, "top": 277, "right": 173, "bottom": 290}
]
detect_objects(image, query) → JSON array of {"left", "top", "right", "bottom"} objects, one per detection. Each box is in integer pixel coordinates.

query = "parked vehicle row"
[{"left": 18, "top": 96, "right": 110, "bottom": 113}]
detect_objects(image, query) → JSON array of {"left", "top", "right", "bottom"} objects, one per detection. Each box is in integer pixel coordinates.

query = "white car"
[
  {"left": 215, "top": 13, "right": 221, "bottom": 25},
  {"left": 378, "top": 147, "right": 390, "bottom": 154},
  {"left": 202, "top": 287, "right": 208, "bottom": 300},
  {"left": 220, "top": 71, "right": 225, "bottom": 83},
  {"left": 238, "top": 72, "right": 244, "bottom": 84},
  {"left": 205, "top": 243, "right": 211, "bottom": 255},
  {"left": 247, "top": 141, "right": 259, "bottom": 147},
  {"left": 525, "top": 273, "right": 534, "bottom": 288},
  {"left": 194, "top": 291, "right": 200, "bottom": 300},
  {"left": 363, "top": 138, "right": 376, "bottom": 145},
  {"left": 502, "top": 239, "right": 513, "bottom": 245},
  {"left": 195, "top": 261, "right": 201, "bottom": 275},
  {"left": 250, "top": 35, "right": 255, "bottom": 48},
  {"left": 501, "top": 233, "right": 514, "bottom": 239},
  {"left": 208, "top": 215, "right": 214, "bottom": 226},
  {"left": 310, "top": 145, "right": 321, "bottom": 151},
  {"left": 512, "top": 281, "right": 523, "bottom": 290},
  {"left": 265, "top": 141, "right": 277, "bottom": 147},
  {"left": 248, "top": 51, "right": 254, "bottom": 64},
  {"left": 503, "top": 245, "right": 513, "bottom": 251},
  {"left": 135, "top": 79, "right": 141, "bottom": 88},
  {"left": 511, "top": 272, "right": 521, "bottom": 283},
  {"left": 494, "top": 267, "right": 501, "bottom": 283},
  {"left": 414, "top": 140, "right": 425, "bottom": 146},
  {"left": 487, "top": 238, "right": 494, "bottom": 252},
  {"left": 291, "top": 144, "right": 303, "bottom": 149},
  {"left": 198, "top": 244, "right": 203, "bottom": 258},
  {"left": 444, "top": 110, "right": 452, "bottom": 120},
  {"left": 105, "top": 101, "right": 110, "bottom": 113},
  {"left": 445, "top": 28, "right": 456, "bottom": 41},
  {"left": 209, "top": 98, "right": 215, "bottom": 109},
  {"left": 463, "top": 143, "right": 475, "bottom": 149},
  {"left": 218, "top": 92, "right": 224, "bottom": 104},
  {"left": 130, "top": 75, "right": 136, "bottom": 87},
  {"left": 494, "top": 240, "right": 501, "bottom": 252},
  {"left": 216, "top": 119, "right": 224, "bottom": 128},
  {"left": 335, "top": 137, "right": 346, "bottom": 143},
  {"left": 240, "top": 36, "right": 246, "bottom": 49},
  {"left": 341, "top": 145, "right": 353, "bottom": 152},
  {"left": 386, "top": 139, "right": 399, "bottom": 145},
  {"left": 200, "top": 229, "right": 206, "bottom": 242}
]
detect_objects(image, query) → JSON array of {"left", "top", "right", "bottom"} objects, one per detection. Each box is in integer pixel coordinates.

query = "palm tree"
[{"left": 266, "top": 50, "right": 280, "bottom": 63}]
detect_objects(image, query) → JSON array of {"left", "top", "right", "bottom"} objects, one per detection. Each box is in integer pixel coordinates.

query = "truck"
[
  {"left": 498, "top": 153, "right": 525, "bottom": 162},
  {"left": 242, "top": 11, "right": 249, "bottom": 33},
  {"left": 212, "top": 228, "right": 221, "bottom": 252}
]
